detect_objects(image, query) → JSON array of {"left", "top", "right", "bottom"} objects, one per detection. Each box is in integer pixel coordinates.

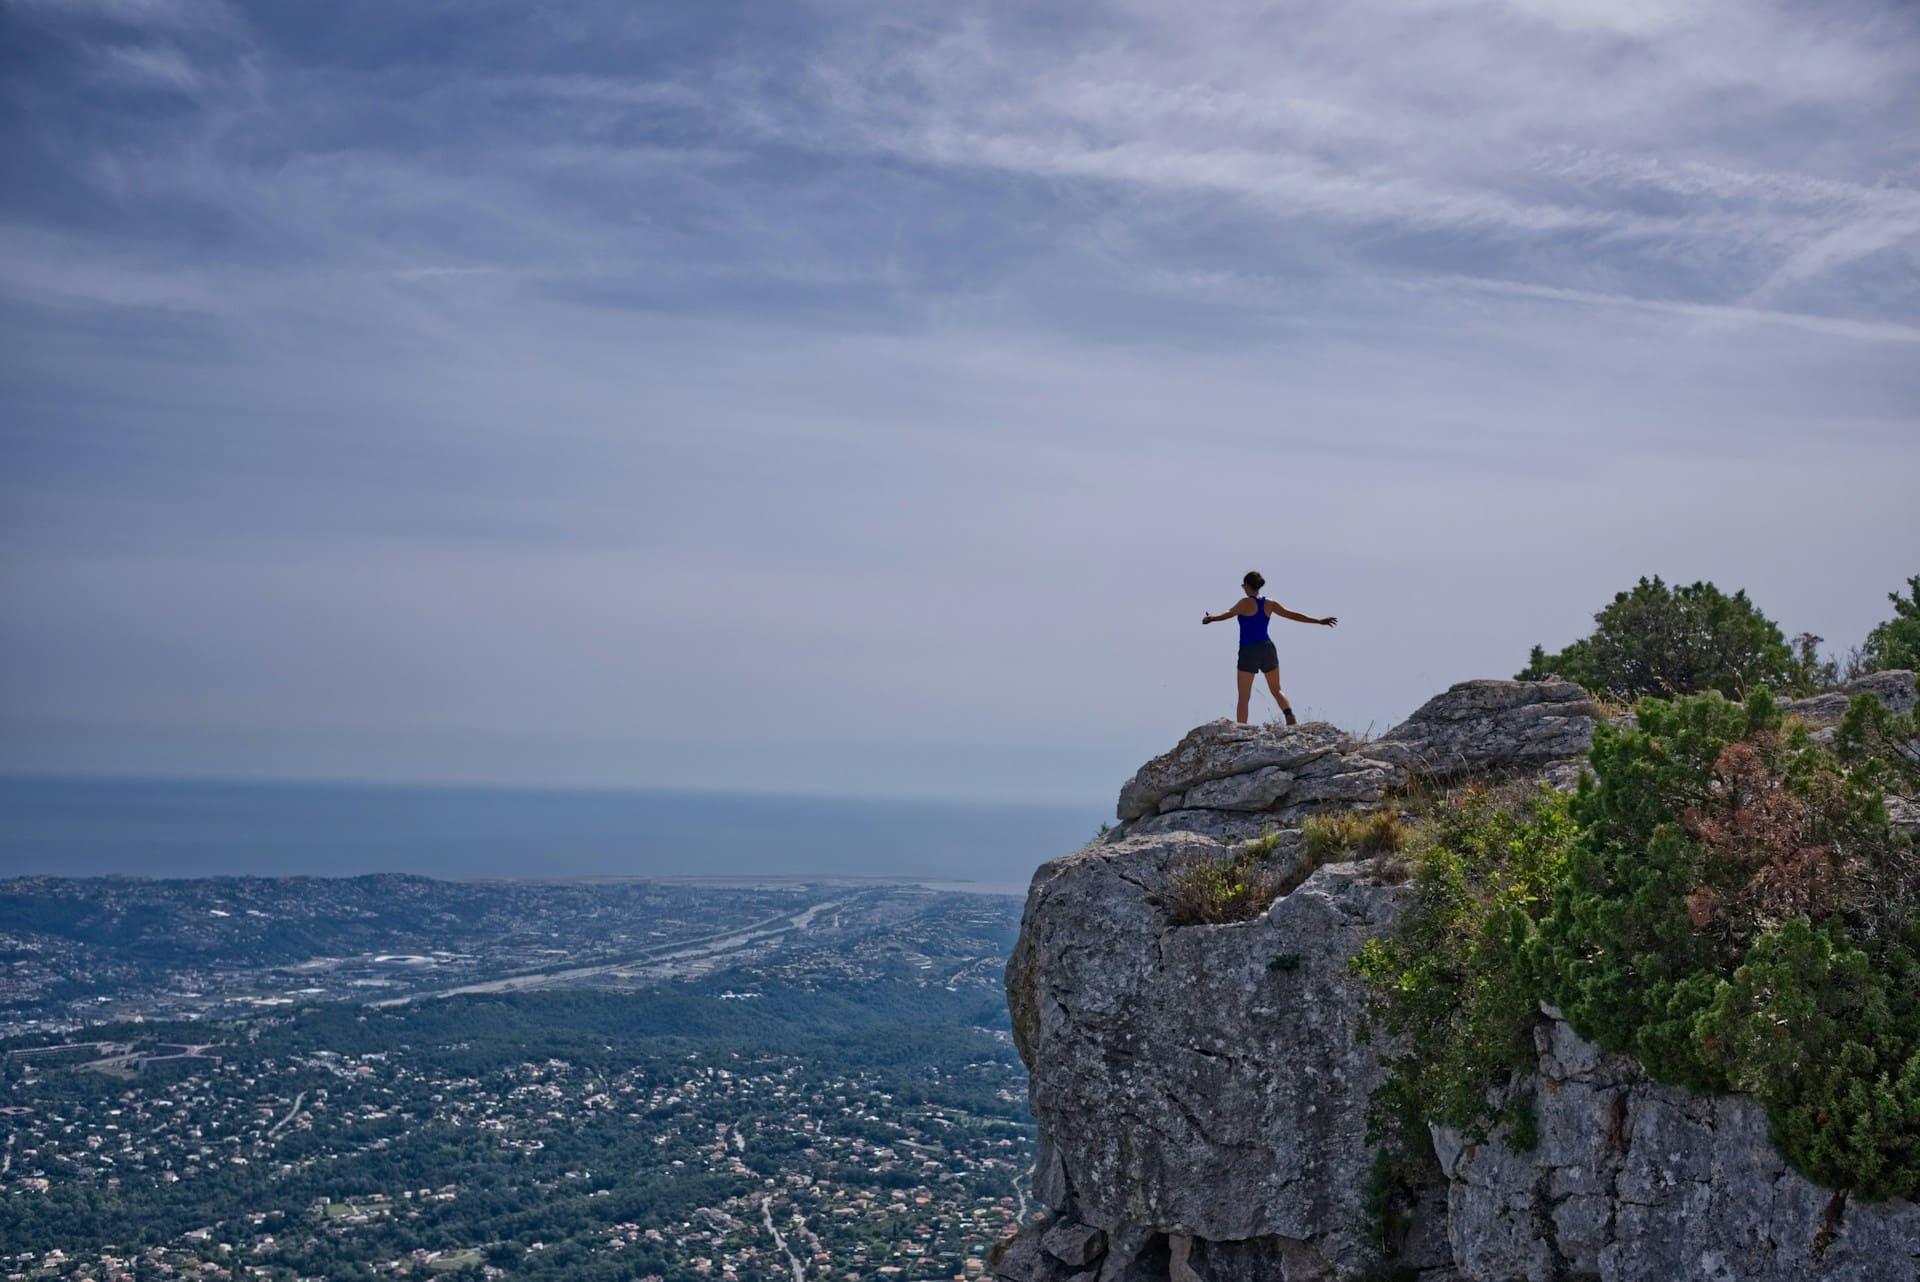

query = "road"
[
  {"left": 761, "top": 1196, "right": 808, "bottom": 1282},
  {"left": 372, "top": 899, "right": 842, "bottom": 1006},
  {"left": 267, "top": 1090, "right": 306, "bottom": 1141}
]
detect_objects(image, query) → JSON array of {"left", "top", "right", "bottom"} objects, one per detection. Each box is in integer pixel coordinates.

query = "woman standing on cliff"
[{"left": 1202, "top": 571, "right": 1337, "bottom": 726}]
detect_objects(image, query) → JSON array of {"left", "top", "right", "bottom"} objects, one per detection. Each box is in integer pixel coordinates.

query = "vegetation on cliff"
[
  {"left": 1517, "top": 575, "right": 1852, "bottom": 700},
  {"left": 1359, "top": 681, "right": 1920, "bottom": 1202},
  {"left": 1861, "top": 575, "right": 1920, "bottom": 676},
  {"left": 1166, "top": 834, "right": 1299, "bottom": 926},
  {"left": 1354, "top": 785, "right": 1573, "bottom": 1145},
  {"left": 1167, "top": 814, "right": 1409, "bottom": 927},
  {"left": 1522, "top": 573, "right": 1920, "bottom": 701}
]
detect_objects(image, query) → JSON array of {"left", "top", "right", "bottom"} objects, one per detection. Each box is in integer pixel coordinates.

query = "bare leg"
[
  {"left": 1235, "top": 670, "right": 1255, "bottom": 723},
  {"left": 1264, "top": 669, "right": 1297, "bottom": 725}
]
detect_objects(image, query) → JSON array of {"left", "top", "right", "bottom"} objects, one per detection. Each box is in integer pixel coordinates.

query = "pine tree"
[
  {"left": 1861, "top": 575, "right": 1920, "bottom": 673},
  {"left": 1518, "top": 576, "right": 1797, "bottom": 700}
]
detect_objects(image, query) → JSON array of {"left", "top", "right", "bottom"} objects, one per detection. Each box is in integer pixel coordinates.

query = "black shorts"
[{"left": 1237, "top": 641, "right": 1278, "bottom": 674}]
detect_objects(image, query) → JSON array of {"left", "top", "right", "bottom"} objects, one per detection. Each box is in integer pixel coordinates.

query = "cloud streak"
[{"left": 1, "top": 0, "right": 1915, "bottom": 801}]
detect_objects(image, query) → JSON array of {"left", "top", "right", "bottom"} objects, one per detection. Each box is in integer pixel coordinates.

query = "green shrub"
[
  {"left": 1538, "top": 694, "right": 1912, "bottom": 1057},
  {"left": 1860, "top": 576, "right": 1920, "bottom": 674},
  {"left": 1351, "top": 785, "right": 1569, "bottom": 1264},
  {"left": 1358, "top": 688, "right": 1920, "bottom": 1201},
  {"left": 1518, "top": 576, "right": 1797, "bottom": 701},
  {"left": 1539, "top": 691, "right": 1920, "bottom": 1198},
  {"left": 1355, "top": 785, "right": 1573, "bottom": 1142},
  {"left": 1834, "top": 675, "right": 1920, "bottom": 793}
]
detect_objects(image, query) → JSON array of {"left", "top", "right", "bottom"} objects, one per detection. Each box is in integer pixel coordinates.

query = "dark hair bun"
[{"left": 1243, "top": 571, "right": 1265, "bottom": 590}]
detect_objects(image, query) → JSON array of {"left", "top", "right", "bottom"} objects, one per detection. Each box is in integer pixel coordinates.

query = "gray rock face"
[
  {"left": 1110, "top": 680, "right": 1599, "bottom": 841},
  {"left": 1117, "top": 722, "right": 1351, "bottom": 821},
  {"left": 999, "top": 677, "right": 1920, "bottom": 1282},
  {"left": 1177, "top": 765, "right": 1298, "bottom": 812},
  {"left": 1042, "top": 1219, "right": 1107, "bottom": 1267},
  {"left": 1442, "top": 1014, "right": 1920, "bottom": 1282},
  {"left": 1368, "top": 678, "right": 1599, "bottom": 780},
  {"left": 1005, "top": 838, "right": 1432, "bottom": 1279},
  {"left": 1127, "top": 810, "right": 1292, "bottom": 844}
]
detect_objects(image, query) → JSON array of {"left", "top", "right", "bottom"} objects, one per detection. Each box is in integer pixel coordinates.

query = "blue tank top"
[{"left": 1237, "top": 598, "right": 1271, "bottom": 645}]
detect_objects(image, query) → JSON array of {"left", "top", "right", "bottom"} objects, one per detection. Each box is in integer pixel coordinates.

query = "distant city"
[{"left": 0, "top": 875, "right": 1037, "bottom": 1280}]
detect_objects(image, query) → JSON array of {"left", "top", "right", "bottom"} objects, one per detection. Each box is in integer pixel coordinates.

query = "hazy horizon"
[
  {"left": 5, "top": 0, "right": 1918, "bottom": 806},
  {"left": 0, "top": 774, "right": 1097, "bottom": 883}
]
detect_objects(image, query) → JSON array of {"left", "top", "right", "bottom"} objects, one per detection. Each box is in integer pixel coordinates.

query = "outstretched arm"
[
  {"left": 1201, "top": 601, "right": 1254, "bottom": 625},
  {"left": 1270, "top": 601, "right": 1338, "bottom": 627}
]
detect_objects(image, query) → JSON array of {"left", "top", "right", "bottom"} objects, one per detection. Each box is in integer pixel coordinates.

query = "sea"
[{"left": 0, "top": 776, "right": 1107, "bottom": 893}]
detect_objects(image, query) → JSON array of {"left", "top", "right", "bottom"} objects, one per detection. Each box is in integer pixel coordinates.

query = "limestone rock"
[
  {"left": 1116, "top": 722, "right": 1351, "bottom": 821},
  {"left": 1114, "top": 680, "right": 1598, "bottom": 836},
  {"left": 1032, "top": 1135, "right": 1070, "bottom": 1213},
  {"left": 1005, "top": 832, "right": 1424, "bottom": 1276},
  {"left": 1179, "top": 765, "right": 1296, "bottom": 811},
  {"left": 993, "top": 1217, "right": 1071, "bottom": 1282},
  {"left": 1128, "top": 810, "right": 1291, "bottom": 844},
  {"left": 1441, "top": 1013, "right": 1920, "bottom": 1282},
  {"left": 1043, "top": 1220, "right": 1106, "bottom": 1267},
  {"left": 1368, "top": 677, "right": 1598, "bottom": 781},
  {"left": 1003, "top": 678, "right": 1917, "bottom": 1282},
  {"left": 1276, "top": 751, "right": 1398, "bottom": 812}
]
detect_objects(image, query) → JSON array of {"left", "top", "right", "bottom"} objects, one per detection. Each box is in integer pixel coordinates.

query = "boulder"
[
  {"left": 1116, "top": 722, "right": 1350, "bottom": 821},
  {"left": 1113, "top": 680, "right": 1600, "bottom": 836},
  {"left": 1367, "top": 677, "right": 1599, "bottom": 781}
]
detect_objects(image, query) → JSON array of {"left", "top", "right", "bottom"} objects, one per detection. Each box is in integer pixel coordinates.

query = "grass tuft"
[
  {"left": 1301, "top": 809, "right": 1407, "bottom": 862},
  {"left": 1239, "top": 827, "right": 1284, "bottom": 856},
  {"left": 1166, "top": 846, "right": 1292, "bottom": 926}
]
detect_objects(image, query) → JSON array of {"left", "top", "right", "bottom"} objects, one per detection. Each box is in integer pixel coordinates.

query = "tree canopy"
[
  {"left": 1861, "top": 575, "right": 1920, "bottom": 674},
  {"left": 1518, "top": 576, "right": 1798, "bottom": 701}
]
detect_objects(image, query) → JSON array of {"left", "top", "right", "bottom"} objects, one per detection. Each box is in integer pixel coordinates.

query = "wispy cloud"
[
  {"left": 90, "top": 42, "right": 207, "bottom": 92},
  {"left": 1439, "top": 275, "right": 1920, "bottom": 344},
  {"left": 1, "top": 0, "right": 1915, "bottom": 799},
  {"left": 11, "top": 0, "right": 237, "bottom": 30},
  {"left": 1498, "top": 0, "right": 1711, "bottom": 37}
]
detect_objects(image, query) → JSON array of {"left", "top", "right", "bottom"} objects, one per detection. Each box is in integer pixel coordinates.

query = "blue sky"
[{"left": 2, "top": 0, "right": 1917, "bottom": 805}]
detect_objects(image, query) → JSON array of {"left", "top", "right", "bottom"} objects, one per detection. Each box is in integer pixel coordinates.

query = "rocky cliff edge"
[{"left": 997, "top": 674, "right": 1920, "bottom": 1282}]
